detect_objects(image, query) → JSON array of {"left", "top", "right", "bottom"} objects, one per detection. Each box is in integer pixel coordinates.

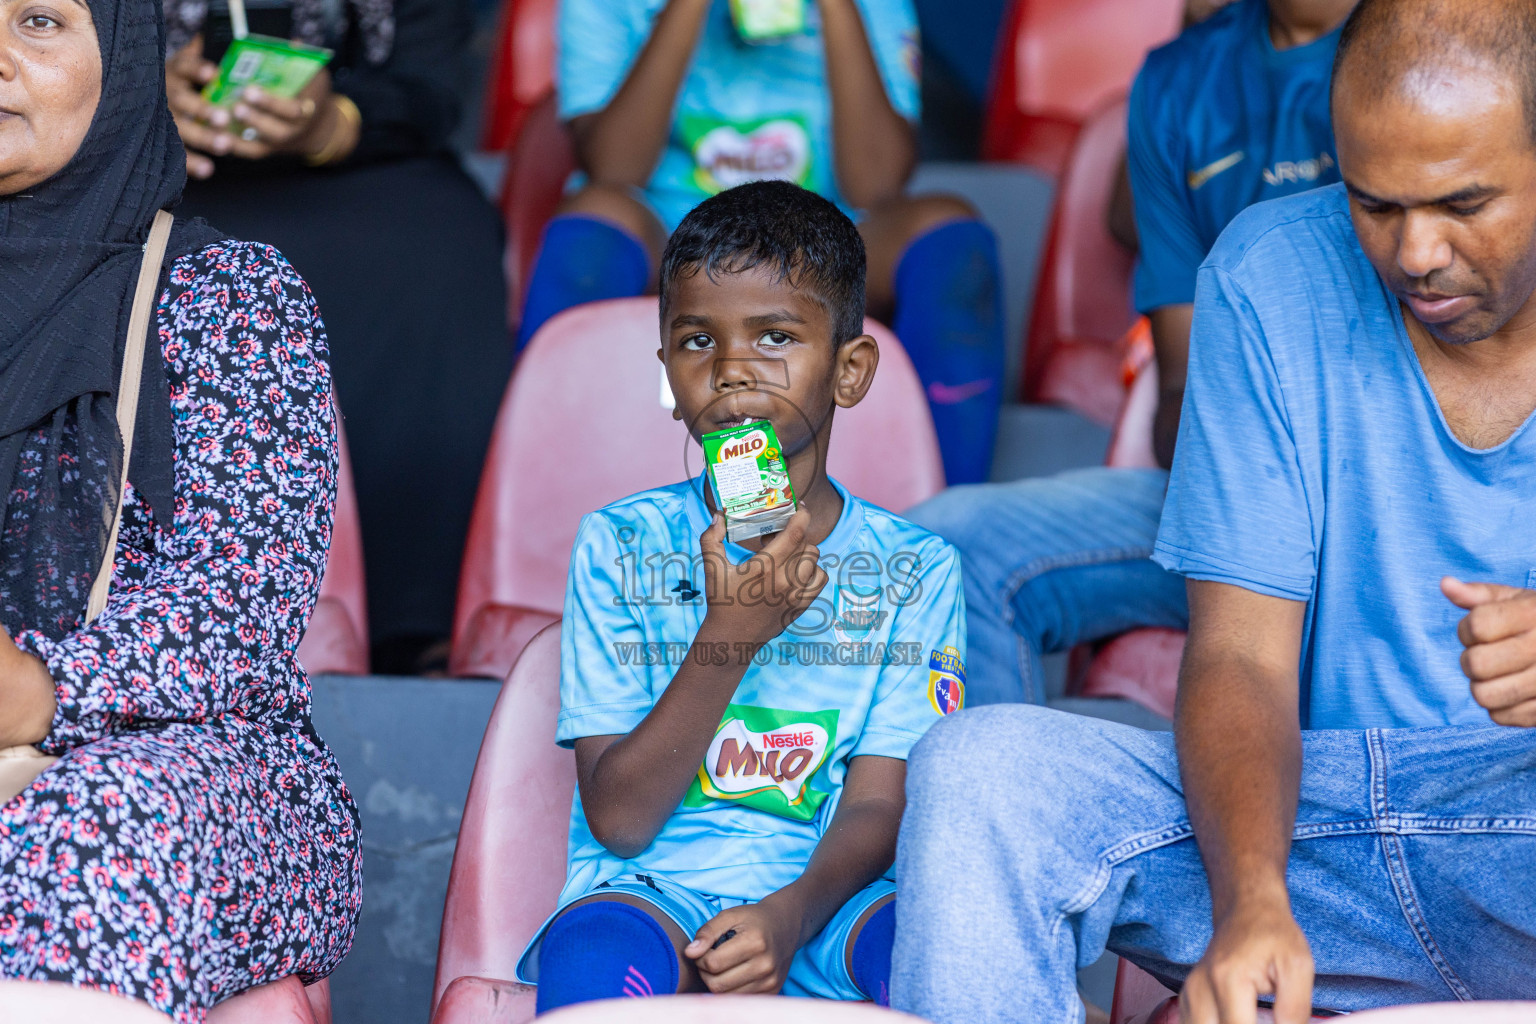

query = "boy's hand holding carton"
[{"left": 698, "top": 503, "right": 828, "bottom": 654}]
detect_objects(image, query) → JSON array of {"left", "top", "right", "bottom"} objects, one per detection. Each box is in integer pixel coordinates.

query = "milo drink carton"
[
  {"left": 730, "top": 0, "right": 807, "bottom": 42},
  {"left": 702, "top": 420, "right": 797, "bottom": 543}
]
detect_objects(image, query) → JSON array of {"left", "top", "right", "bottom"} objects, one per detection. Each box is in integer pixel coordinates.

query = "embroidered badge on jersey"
[
  {"left": 684, "top": 704, "right": 839, "bottom": 821},
  {"left": 928, "top": 646, "right": 965, "bottom": 715},
  {"left": 680, "top": 113, "right": 813, "bottom": 195},
  {"left": 833, "top": 584, "right": 887, "bottom": 645}
]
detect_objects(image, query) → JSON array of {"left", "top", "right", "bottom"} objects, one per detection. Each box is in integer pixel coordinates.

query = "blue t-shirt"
[
  {"left": 557, "top": 477, "right": 966, "bottom": 903},
  {"left": 558, "top": 0, "right": 921, "bottom": 230},
  {"left": 1154, "top": 185, "right": 1536, "bottom": 729},
  {"left": 1129, "top": 0, "right": 1341, "bottom": 313}
]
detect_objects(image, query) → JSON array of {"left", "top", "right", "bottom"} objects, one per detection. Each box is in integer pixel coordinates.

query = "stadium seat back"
[
  {"left": 297, "top": 408, "right": 369, "bottom": 676},
  {"left": 432, "top": 623, "right": 567, "bottom": 1022},
  {"left": 499, "top": 94, "right": 577, "bottom": 332},
  {"left": 0, "top": 976, "right": 328, "bottom": 1024},
  {"left": 479, "top": 0, "right": 558, "bottom": 152},
  {"left": 1022, "top": 95, "right": 1137, "bottom": 423},
  {"left": 449, "top": 298, "right": 944, "bottom": 678},
  {"left": 984, "top": 0, "right": 1181, "bottom": 171},
  {"left": 540, "top": 995, "right": 932, "bottom": 1021}
]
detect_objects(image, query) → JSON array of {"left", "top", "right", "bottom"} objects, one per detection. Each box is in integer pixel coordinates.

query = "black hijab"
[{"left": 0, "top": 0, "right": 224, "bottom": 640}]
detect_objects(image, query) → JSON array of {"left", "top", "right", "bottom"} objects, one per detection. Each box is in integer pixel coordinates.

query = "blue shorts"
[{"left": 516, "top": 872, "right": 896, "bottom": 999}]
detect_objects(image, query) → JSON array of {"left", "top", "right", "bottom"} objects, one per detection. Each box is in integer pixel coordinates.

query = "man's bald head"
[{"left": 1332, "top": 0, "right": 1536, "bottom": 146}]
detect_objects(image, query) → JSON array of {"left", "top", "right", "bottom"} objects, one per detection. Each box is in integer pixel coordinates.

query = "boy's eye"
[
  {"left": 680, "top": 333, "right": 714, "bottom": 351},
  {"left": 759, "top": 331, "right": 791, "bottom": 347},
  {"left": 1447, "top": 201, "right": 1488, "bottom": 218}
]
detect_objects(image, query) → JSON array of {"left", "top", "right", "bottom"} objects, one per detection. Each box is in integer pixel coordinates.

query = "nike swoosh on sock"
[{"left": 927, "top": 379, "right": 995, "bottom": 404}]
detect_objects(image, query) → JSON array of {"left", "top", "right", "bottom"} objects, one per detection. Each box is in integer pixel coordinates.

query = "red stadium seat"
[
  {"left": 431, "top": 623, "right": 565, "bottom": 1024},
  {"left": 208, "top": 977, "right": 331, "bottom": 1024},
  {"left": 297, "top": 412, "right": 369, "bottom": 676},
  {"left": 448, "top": 298, "right": 944, "bottom": 680},
  {"left": 983, "top": 0, "right": 1181, "bottom": 176},
  {"left": 498, "top": 94, "right": 577, "bottom": 333},
  {"left": 1021, "top": 96, "right": 1137, "bottom": 422},
  {"left": 479, "top": 0, "right": 558, "bottom": 153}
]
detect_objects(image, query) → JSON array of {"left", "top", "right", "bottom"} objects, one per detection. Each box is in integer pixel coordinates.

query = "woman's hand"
[
  {"left": 166, "top": 35, "right": 348, "bottom": 178},
  {"left": 685, "top": 893, "right": 805, "bottom": 994},
  {"left": 0, "top": 628, "right": 56, "bottom": 748}
]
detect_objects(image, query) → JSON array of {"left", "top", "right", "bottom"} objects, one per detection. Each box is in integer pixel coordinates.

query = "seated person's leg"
[
  {"left": 782, "top": 880, "right": 897, "bottom": 1003},
  {"left": 534, "top": 891, "right": 702, "bottom": 1012},
  {"left": 516, "top": 184, "right": 667, "bottom": 351},
  {"left": 905, "top": 467, "right": 1185, "bottom": 705},
  {"left": 892, "top": 708, "right": 1527, "bottom": 1024},
  {"left": 860, "top": 194, "right": 1006, "bottom": 486}
]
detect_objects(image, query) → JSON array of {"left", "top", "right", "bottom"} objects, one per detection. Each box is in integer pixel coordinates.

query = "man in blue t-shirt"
[
  {"left": 910, "top": 0, "right": 1353, "bottom": 707},
  {"left": 514, "top": 0, "right": 1007, "bottom": 486},
  {"left": 894, "top": 1, "right": 1536, "bottom": 1020},
  {"left": 521, "top": 182, "right": 966, "bottom": 1012}
]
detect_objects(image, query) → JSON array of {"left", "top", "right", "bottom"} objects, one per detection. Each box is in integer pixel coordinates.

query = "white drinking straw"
[{"left": 228, "top": 0, "right": 249, "bottom": 40}]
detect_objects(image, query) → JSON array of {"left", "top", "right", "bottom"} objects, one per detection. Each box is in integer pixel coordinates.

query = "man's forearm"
[
  {"left": 818, "top": 0, "right": 915, "bottom": 207},
  {"left": 574, "top": 0, "right": 710, "bottom": 186},
  {"left": 1176, "top": 651, "right": 1301, "bottom": 921}
]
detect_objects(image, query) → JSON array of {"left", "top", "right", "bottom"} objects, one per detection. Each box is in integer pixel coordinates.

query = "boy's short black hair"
[{"left": 660, "top": 181, "right": 867, "bottom": 345}]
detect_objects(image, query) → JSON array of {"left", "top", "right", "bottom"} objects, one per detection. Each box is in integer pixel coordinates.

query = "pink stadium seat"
[
  {"left": 1021, "top": 96, "right": 1137, "bottom": 422},
  {"left": 498, "top": 94, "right": 577, "bottom": 333},
  {"left": 1074, "top": 331, "right": 1183, "bottom": 719},
  {"left": 297, "top": 412, "right": 369, "bottom": 676},
  {"left": 983, "top": 0, "right": 1181, "bottom": 176},
  {"left": 431, "top": 623, "right": 566, "bottom": 1024},
  {"left": 0, "top": 976, "right": 328, "bottom": 1024},
  {"left": 208, "top": 977, "right": 331, "bottom": 1024},
  {"left": 448, "top": 298, "right": 945, "bottom": 680},
  {"left": 479, "top": 0, "right": 558, "bottom": 153},
  {"left": 541, "top": 995, "right": 931, "bottom": 1022}
]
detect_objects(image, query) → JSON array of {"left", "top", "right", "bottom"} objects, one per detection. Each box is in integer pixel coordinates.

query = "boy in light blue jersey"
[
  {"left": 516, "top": 0, "right": 1007, "bottom": 486},
  {"left": 518, "top": 181, "right": 967, "bottom": 1012}
]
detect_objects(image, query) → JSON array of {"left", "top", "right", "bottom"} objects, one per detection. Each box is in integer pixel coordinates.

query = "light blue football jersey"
[
  {"left": 558, "top": 0, "right": 921, "bottom": 230},
  {"left": 556, "top": 476, "right": 966, "bottom": 904}
]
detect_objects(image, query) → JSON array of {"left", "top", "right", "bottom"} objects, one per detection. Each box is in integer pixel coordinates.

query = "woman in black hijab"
[{"left": 0, "top": 0, "right": 361, "bottom": 1017}]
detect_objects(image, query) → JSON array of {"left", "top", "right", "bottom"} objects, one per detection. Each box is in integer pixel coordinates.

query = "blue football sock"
[
  {"left": 517, "top": 215, "right": 650, "bottom": 352},
  {"left": 891, "top": 218, "right": 1006, "bottom": 485},
  {"left": 849, "top": 899, "right": 896, "bottom": 1006},
  {"left": 534, "top": 901, "right": 679, "bottom": 1014}
]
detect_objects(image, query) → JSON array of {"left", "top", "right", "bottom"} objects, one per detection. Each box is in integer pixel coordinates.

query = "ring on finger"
[{"left": 241, "top": 127, "right": 259, "bottom": 142}]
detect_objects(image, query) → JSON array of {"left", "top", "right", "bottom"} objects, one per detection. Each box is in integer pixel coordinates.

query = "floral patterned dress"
[{"left": 1, "top": 242, "right": 363, "bottom": 1022}]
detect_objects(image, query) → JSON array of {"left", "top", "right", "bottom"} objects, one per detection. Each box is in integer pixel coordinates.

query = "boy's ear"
[
  {"left": 833, "top": 334, "right": 879, "bottom": 410},
  {"left": 659, "top": 347, "right": 684, "bottom": 421}
]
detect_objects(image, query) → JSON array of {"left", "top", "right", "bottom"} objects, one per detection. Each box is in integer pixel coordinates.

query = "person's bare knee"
[
  {"left": 557, "top": 184, "right": 668, "bottom": 286},
  {"left": 861, "top": 193, "right": 982, "bottom": 314}
]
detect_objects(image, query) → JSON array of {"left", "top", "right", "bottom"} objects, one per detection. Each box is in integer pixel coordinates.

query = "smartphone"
[{"left": 203, "top": 0, "right": 294, "bottom": 64}]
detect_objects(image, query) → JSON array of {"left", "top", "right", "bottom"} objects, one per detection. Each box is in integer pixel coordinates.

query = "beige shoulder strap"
[{"left": 85, "top": 210, "right": 174, "bottom": 625}]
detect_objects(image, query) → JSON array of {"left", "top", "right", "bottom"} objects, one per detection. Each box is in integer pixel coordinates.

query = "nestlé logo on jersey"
[{"left": 685, "top": 704, "right": 840, "bottom": 822}]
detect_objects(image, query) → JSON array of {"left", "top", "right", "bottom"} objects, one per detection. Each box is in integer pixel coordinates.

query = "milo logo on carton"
[
  {"left": 702, "top": 420, "right": 797, "bottom": 542},
  {"left": 684, "top": 704, "right": 839, "bottom": 821}
]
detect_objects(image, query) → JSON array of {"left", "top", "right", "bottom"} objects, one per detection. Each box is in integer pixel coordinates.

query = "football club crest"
[{"left": 928, "top": 645, "right": 965, "bottom": 715}]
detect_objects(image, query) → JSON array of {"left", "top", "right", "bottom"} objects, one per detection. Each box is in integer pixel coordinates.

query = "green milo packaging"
[
  {"left": 201, "top": 35, "right": 332, "bottom": 107},
  {"left": 729, "top": 0, "right": 807, "bottom": 42},
  {"left": 702, "top": 420, "right": 797, "bottom": 542}
]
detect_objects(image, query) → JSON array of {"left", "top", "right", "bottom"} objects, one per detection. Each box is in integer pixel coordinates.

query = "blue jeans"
[
  {"left": 890, "top": 706, "right": 1536, "bottom": 1023},
  {"left": 906, "top": 468, "right": 1188, "bottom": 706}
]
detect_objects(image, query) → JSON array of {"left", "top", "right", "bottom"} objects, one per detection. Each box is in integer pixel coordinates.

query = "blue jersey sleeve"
[
  {"left": 557, "top": 0, "right": 648, "bottom": 121},
  {"left": 855, "top": 0, "right": 922, "bottom": 123},
  {"left": 1128, "top": 62, "right": 1207, "bottom": 313},
  {"left": 558, "top": 512, "right": 656, "bottom": 745},
  {"left": 1153, "top": 264, "right": 1317, "bottom": 600},
  {"left": 852, "top": 538, "right": 967, "bottom": 760}
]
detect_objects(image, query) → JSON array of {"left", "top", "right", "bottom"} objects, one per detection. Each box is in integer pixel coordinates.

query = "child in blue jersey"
[
  {"left": 516, "top": 0, "right": 1005, "bottom": 486},
  {"left": 517, "top": 181, "right": 967, "bottom": 1012}
]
